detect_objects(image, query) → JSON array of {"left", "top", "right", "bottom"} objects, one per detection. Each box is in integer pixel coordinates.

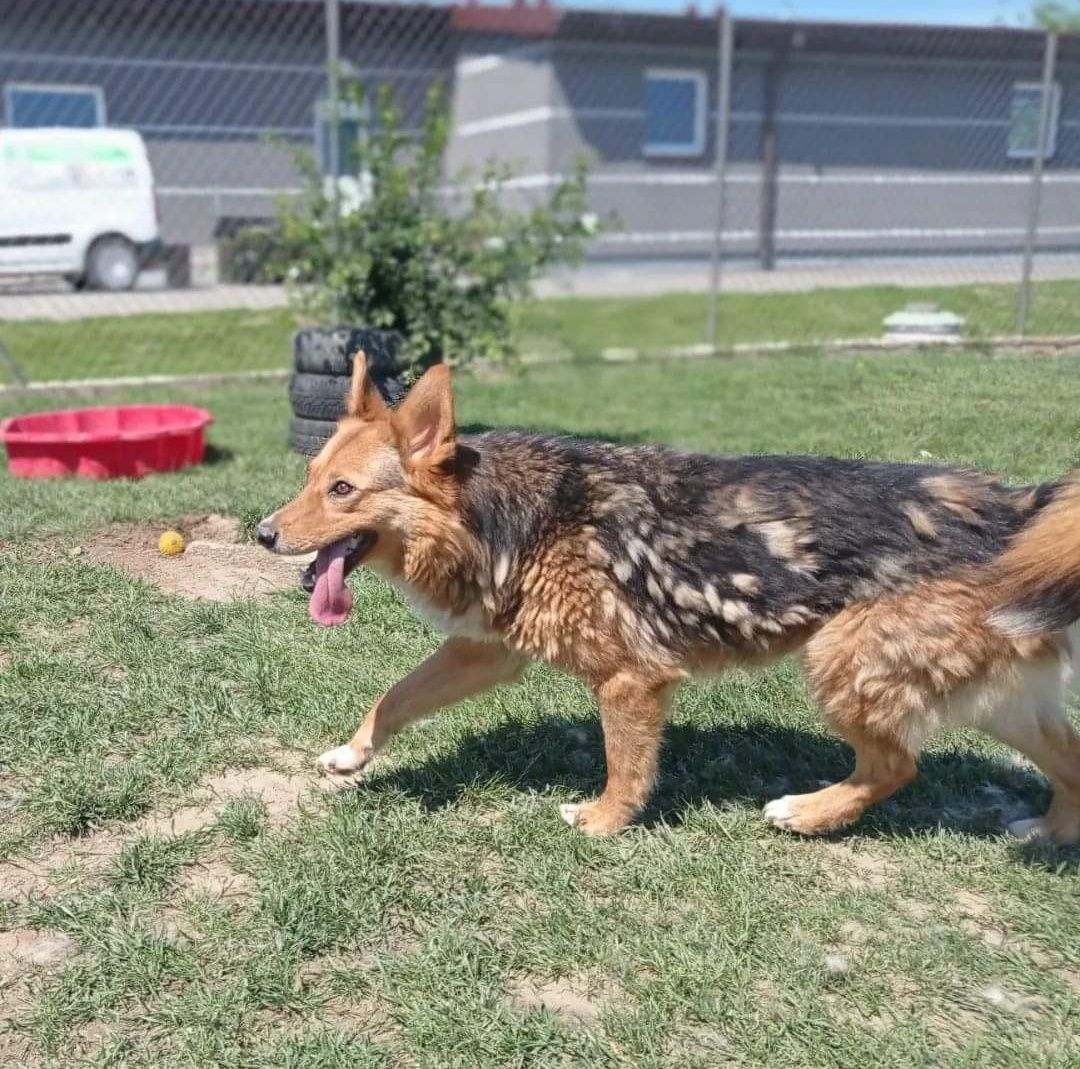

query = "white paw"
[
  {"left": 318, "top": 744, "right": 364, "bottom": 775},
  {"left": 763, "top": 795, "right": 796, "bottom": 829},
  {"left": 1007, "top": 816, "right": 1045, "bottom": 841},
  {"left": 559, "top": 803, "right": 583, "bottom": 827}
]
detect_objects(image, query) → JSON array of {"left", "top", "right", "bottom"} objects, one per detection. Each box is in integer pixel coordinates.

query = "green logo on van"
[{"left": 3, "top": 142, "right": 133, "bottom": 165}]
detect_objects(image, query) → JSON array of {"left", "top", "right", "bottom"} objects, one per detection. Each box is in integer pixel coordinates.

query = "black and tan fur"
[{"left": 259, "top": 354, "right": 1080, "bottom": 842}]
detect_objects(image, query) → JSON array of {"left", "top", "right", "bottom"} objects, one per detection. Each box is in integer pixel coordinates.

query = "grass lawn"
[
  {"left": 1, "top": 351, "right": 1079, "bottom": 1068},
  {"left": 2, "top": 277, "right": 1080, "bottom": 383}
]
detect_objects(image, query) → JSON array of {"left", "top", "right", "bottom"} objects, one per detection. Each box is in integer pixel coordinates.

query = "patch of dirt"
[
  {"left": 956, "top": 889, "right": 1008, "bottom": 949},
  {"left": 264, "top": 745, "right": 316, "bottom": 776},
  {"left": 0, "top": 763, "right": 316, "bottom": 902},
  {"left": 667, "top": 1024, "right": 732, "bottom": 1059},
  {"left": 317, "top": 997, "right": 399, "bottom": 1043},
  {"left": 177, "top": 858, "right": 254, "bottom": 901},
  {"left": 820, "top": 841, "right": 892, "bottom": 891},
  {"left": 78, "top": 515, "right": 313, "bottom": 602},
  {"left": 0, "top": 929, "right": 77, "bottom": 1065},
  {"left": 508, "top": 974, "right": 610, "bottom": 1026},
  {"left": 1056, "top": 968, "right": 1080, "bottom": 995},
  {"left": 836, "top": 920, "right": 870, "bottom": 946},
  {"left": 0, "top": 835, "right": 123, "bottom": 900},
  {"left": 209, "top": 768, "right": 311, "bottom": 825},
  {"left": 139, "top": 767, "right": 312, "bottom": 837},
  {"left": 825, "top": 971, "right": 920, "bottom": 1036},
  {"left": 188, "top": 515, "right": 244, "bottom": 543},
  {"left": 896, "top": 898, "right": 934, "bottom": 924},
  {"left": 0, "top": 930, "right": 75, "bottom": 975},
  {"left": 148, "top": 907, "right": 196, "bottom": 944},
  {"left": 0, "top": 984, "right": 39, "bottom": 1067},
  {"left": 73, "top": 1020, "right": 111, "bottom": 1056},
  {"left": 955, "top": 889, "right": 993, "bottom": 922}
]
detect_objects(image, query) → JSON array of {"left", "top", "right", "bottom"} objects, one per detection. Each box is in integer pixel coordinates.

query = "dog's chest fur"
[{"left": 370, "top": 559, "right": 503, "bottom": 642}]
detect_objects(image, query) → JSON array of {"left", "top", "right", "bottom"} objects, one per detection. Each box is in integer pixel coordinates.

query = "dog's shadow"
[{"left": 358, "top": 716, "right": 1077, "bottom": 871}]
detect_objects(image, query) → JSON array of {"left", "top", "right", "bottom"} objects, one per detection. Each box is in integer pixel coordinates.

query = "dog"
[{"left": 257, "top": 353, "right": 1080, "bottom": 843}]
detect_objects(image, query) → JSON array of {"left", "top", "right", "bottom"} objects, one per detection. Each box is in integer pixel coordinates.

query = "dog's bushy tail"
[{"left": 987, "top": 474, "right": 1080, "bottom": 637}]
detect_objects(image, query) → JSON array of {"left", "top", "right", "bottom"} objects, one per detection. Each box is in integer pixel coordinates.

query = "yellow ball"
[{"left": 159, "top": 530, "right": 185, "bottom": 557}]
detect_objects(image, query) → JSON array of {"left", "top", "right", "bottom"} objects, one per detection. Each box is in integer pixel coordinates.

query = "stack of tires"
[{"left": 288, "top": 327, "right": 408, "bottom": 455}]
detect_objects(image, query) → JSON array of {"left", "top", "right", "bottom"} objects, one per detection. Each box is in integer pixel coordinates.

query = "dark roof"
[
  {"left": 731, "top": 16, "right": 1073, "bottom": 62},
  {"left": 452, "top": 2, "right": 1079, "bottom": 62}
]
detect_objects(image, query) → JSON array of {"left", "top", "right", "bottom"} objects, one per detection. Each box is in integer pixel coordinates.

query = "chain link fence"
[{"left": 0, "top": 0, "right": 1078, "bottom": 383}]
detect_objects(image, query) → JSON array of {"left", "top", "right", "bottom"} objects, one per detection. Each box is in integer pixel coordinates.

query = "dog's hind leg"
[
  {"left": 319, "top": 638, "right": 528, "bottom": 779},
  {"left": 954, "top": 654, "right": 1080, "bottom": 845},
  {"left": 560, "top": 671, "right": 675, "bottom": 837},
  {"left": 765, "top": 602, "right": 926, "bottom": 836},
  {"left": 763, "top": 722, "right": 917, "bottom": 836}
]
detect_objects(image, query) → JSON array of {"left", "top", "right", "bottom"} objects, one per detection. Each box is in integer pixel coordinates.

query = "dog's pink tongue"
[{"left": 309, "top": 541, "right": 354, "bottom": 627}]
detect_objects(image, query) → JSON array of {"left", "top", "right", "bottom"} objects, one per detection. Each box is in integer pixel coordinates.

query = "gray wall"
[
  {"left": 536, "top": 38, "right": 1080, "bottom": 260},
  {"left": 446, "top": 34, "right": 555, "bottom": 178}
]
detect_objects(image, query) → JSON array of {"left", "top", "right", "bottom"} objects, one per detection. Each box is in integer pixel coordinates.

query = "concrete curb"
[{"left": 596, "top": 334, "right": 1080, "bottom": 363}]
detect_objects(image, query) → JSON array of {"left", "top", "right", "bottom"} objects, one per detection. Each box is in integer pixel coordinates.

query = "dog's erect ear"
[
  {"left": 392, "top": 364, "right": 456, "bottom": 468},
  {"left": 347, "top": 350, "right": 389, "bottom": 422}
]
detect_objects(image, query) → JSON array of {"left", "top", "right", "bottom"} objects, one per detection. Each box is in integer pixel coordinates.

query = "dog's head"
[{"left": 258, "top": 351, "right": 460, "bottom": 626}]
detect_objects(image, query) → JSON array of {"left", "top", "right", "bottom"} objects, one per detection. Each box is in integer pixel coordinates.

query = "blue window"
[
  {"left": 5, "top": 84, "right": 105, "bottom": 128},
  {"left": 643, "top": 69, "right": 706, "bottom": 157},
  {"left": 1007, "top": 82, "right": 1060, "bottom": 160}
]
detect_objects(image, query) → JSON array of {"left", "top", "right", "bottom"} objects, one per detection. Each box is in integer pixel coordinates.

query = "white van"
[{"left": 0, "top": 128, "right": 161, "bottom": 291}]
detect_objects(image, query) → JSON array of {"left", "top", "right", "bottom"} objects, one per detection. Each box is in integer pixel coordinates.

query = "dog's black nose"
[{"left": 255, "top": 521, "right": 278, "bottom": 550}]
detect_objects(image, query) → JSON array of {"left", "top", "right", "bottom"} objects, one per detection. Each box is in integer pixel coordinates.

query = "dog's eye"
[{"left": 329, "top": 480, "right": 354, "bottom": 497}]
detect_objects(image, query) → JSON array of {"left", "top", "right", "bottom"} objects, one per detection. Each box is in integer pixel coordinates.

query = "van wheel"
[{"left": 85, "top": 237, "right": 138, "bottom": 292}]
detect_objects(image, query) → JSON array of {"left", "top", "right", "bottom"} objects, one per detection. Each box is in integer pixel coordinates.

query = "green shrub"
[{"left": 274, "top": 82, "right": 597, "bottom": 367}]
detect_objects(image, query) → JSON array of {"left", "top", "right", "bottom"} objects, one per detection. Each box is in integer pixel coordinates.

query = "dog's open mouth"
[{"left": 302, "top": 532, "right": 376, "bottom": 627}]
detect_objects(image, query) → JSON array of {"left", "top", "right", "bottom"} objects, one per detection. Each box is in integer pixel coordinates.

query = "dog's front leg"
[
  {"left": 560, "top": 671, "right": 675, "bottom": 836},
  {"left": 319, "top": 637, "right": 528, "bottom": 779}
]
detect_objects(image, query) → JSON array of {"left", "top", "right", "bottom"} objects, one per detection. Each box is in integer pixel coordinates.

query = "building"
[{"left": 2, "top": 0, "right": 1077, "bottom": 266}]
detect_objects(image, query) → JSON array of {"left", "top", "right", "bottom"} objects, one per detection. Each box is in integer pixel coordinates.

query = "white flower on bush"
[
  {"left": 287, "top": 265, "right": 301, "bottom": 282},
  {"left": 580, "top": 212, "right": 599, "bottom": 235},
  {"left": 483, "top": 236, "right": 506, "bottom": 252}
]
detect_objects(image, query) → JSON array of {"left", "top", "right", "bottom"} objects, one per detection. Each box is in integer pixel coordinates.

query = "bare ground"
[
  {"left": 508, "top": 974, "right": 613, "bottom": 1025},
  {"left": 0, "top": 758, "right": 318, "bottom": 903},
  {"left": 77, "top": 514, "right": 312, "bottom": 602}
]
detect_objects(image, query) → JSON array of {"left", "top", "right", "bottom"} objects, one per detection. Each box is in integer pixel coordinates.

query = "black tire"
[
  {"left": 293, "top": 327, "right": 405, "bottom": 376},
  {"left": 289, "top": 373, "right": 351, "bottom": 421},
  {"left": 288, "top": 416, "right": 337, "bottom": 456},
  {"left": 289, "top": 371, "right": 407, "bottom": 422},
  {"left": 85, "top": 236, "right": 138, "bottom": 292},
  {"left": 291, "top": 415, "right": 338, "bottom": 438}
]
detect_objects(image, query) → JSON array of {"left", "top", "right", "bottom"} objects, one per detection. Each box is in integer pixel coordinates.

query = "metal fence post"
[
  {"left": 1016, "top": 31, "right": 1058, "bottom": 337},
  {"left": 325, "top": 0, "right": 342, "bottom": 323},
  {"left": 706, "top": 7, "right": 734, "bottom": 352}
]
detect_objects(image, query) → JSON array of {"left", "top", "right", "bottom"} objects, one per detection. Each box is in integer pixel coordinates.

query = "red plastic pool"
[{"left": 0, "top": 404, "right": 213, "bottom": 479}]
